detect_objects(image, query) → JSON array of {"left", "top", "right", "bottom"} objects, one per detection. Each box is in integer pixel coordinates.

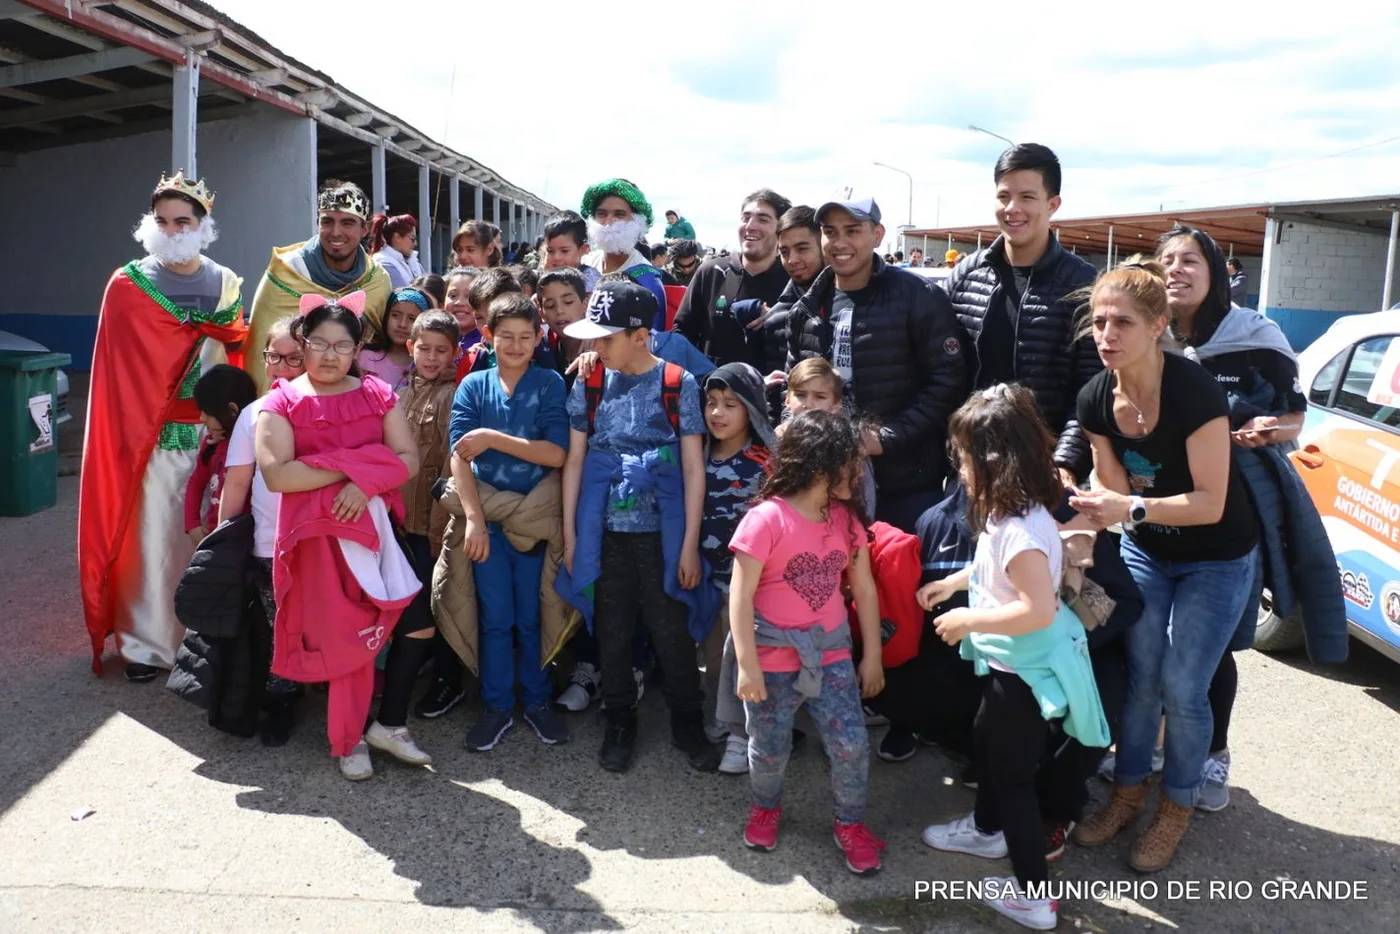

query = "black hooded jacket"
[
  {"left": 785, "top": 255, "right": 969, "bottom": 498},
  {"left": 943, "top": 233, "right": 1099, "bottom": 481},
  {"left": 166, "top": 516, "right": 271, "bottom": 737}
]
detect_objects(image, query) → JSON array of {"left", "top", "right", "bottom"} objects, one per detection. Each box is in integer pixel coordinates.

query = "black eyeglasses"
[{"left": 263, "top": 350, "right": 305, "bottom": 367}]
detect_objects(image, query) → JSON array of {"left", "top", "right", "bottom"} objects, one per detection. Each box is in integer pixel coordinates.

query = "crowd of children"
[{"left": 158, "top": 160, "right": 1341, "bottom": 932}]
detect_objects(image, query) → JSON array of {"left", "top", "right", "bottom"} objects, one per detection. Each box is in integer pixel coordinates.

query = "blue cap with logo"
[{"left": 815, "top": 197, "right": 882, "bottom": 225}]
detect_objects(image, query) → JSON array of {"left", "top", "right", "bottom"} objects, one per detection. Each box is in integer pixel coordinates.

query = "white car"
[
  {"left": 1253, "top": 309, "right": 1400, "bottom": 664},
  {"left": 0, "top": 330, "right": 72, "bottom": 425}
]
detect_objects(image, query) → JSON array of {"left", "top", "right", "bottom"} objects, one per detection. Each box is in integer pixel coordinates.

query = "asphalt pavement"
[{"left": 2, "top": 478, "right": 1397, "bottom": 933}]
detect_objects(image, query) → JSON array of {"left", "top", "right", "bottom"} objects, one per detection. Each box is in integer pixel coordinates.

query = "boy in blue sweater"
[
  {"left": 558, "top": 279, "right": 718, "bottom": 774},
  {"left": 451, "top": 292, "right": 571, "bottom": 751}
]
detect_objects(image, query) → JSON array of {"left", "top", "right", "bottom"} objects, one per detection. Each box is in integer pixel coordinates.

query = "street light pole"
[
  {"left": 967, "top": 124, "right": 1015, "bottom": 147},
  {"left": 873, "top": 161, "right": 913, "bottom": 227}
]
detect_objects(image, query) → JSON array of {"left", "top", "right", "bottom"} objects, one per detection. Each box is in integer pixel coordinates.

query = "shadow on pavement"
[
  {"left": 2, "top": 482, "right": 1398, "bottom": 932},
  {"left": 1265, "top": 639, "right": 1400, "bottom": 716}
]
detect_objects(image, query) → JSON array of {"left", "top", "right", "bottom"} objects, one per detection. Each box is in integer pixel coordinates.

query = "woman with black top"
[
  {"left": 1067, "top": 258, "right": 1258, "bottom": 873},
  {"left": 1158, "top": 225, "right": 1307, "bottom": 814}
]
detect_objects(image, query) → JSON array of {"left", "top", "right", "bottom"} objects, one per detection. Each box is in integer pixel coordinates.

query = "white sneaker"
[
  {"left": 1097, "top": 746, "right": 1164, "bottom": 781},
  {"left": 981, "top": 876, "right": 1057, "bottom": 931},
  {"left": 718, "top": 734, "right": 749, "bottom": 774},
  {"left": 1196, "top": 749, "right": 1231, "bottom": 813},
  {"left": 365, "top": 721, "right": 432, "bottom": 766},
  {"left": 339, "top": 741, "right": 373, "bottom": 781},
  {"left": 921, "top": 812, "right": 1008, "bottom": 859},
  {"left": 555, "top": 661, "right": 600, "bottom": 712}
]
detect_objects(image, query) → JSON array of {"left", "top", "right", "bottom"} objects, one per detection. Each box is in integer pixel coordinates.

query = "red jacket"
[
  {"left": 184, "top": 435, "right": 230, "bottom": 533},
  {"left": 850, "top": 521, "right": 923, "bottom": 668}
]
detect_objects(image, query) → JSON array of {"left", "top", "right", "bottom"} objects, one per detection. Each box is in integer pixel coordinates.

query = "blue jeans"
[
  {"left": 476, "top": 526, "right": 549, "bottom": 711},
  {"left": 744, "top": 658, "right": 869, "bottom": 823},
  {"left": 1118, "top": 536, "right": 1258, "bottom": 807}
]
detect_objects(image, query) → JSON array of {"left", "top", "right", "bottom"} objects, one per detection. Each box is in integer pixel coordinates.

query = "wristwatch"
[{"left": 1126, "top": 496, "right": 1148, "bottom": 528}]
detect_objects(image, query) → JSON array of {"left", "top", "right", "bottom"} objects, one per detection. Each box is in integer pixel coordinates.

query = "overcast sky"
[{"left": 215, "top": 0, "right": 1400, "bottom": 251}]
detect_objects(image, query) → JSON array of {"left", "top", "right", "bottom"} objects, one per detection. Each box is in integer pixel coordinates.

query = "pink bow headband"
[{"left": 298, "top": 290, "right": 367, "bottom": 319}]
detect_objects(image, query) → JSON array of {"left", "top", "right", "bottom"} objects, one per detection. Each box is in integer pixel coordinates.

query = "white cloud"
[{"left": 214, "top": 0, "right": 1400, "bottom": 249}]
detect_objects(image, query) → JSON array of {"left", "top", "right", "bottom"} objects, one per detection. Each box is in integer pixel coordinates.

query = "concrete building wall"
[
  {"left": 1262, "top": 218, "right": 1395, "bottom": 349},
  {"left": 0, "top": 107, "right": 317, "bottom": 367}
]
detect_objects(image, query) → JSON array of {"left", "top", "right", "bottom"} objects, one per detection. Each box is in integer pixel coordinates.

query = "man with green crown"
[
  {"left": 79, "top": 171, "right": 248, "bottom": 682},
  {"left": 244, "top": 178, "right": 392, "bottom": 392},
  {"left": 580, "top": 178, "right": 668, "bottom": 328}
]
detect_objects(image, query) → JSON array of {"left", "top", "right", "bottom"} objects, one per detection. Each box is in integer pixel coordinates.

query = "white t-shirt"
[
  {"left": 969, "top": 506, "right": 1062, "bottom": 671},
  {"left": 830, "top": 289, "right": 854, "bottom": 385},
  {"left": 226, "top": 396, "right": 279, "bottom": 559}
]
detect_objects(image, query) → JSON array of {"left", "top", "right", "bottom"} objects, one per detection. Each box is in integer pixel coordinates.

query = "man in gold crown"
[
  {"left": 244, "top": 178, "right": 392, "bottom": 393},
  {"left": 79, "top": 172, "right": 248, "bottom": 682}
]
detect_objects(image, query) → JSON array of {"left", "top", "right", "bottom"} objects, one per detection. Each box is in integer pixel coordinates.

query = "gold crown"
[{"left": 153, "top": 170, "right": 215, "bottom": 214}]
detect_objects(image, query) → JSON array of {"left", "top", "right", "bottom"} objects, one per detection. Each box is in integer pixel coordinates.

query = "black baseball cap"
[{"left": 564, "top": 278, "right": 657, "bottom": 339}]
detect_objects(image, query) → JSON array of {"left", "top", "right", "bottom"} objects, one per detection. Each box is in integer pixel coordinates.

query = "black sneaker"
[
  {"left": 599, "top": 711, "right": 638, "bottom": 773},
  {"left": 671, "top": 711, "right": 720, "bottom": 772},
  {"left": 877, "top": 727, "right": 917, "bottom": 763},
  {"left": 523, "top": 703, "right": 570, "bottom": 745},
  {"left": 961, "top": 762, "right": 979, "bottom": 789},
  {"left": 124, "top": 662, "right": 161, "bottom": 684},
  {"left": 260, "top": 702, "right": 295, "bottom": 747},
  {"left": 414, "top": 678, "right": 465, "bottom": 719},
  {"left": 464, "top": 707, "right": 514, "bottom": 752}
]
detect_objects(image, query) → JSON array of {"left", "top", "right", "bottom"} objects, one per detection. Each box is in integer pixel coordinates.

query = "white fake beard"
[
  {"left": 587, "top": 215, "right": 649, "bottom": 256},
  {"left": 132, "top": 212, "right": 219, "bottom": 265}
]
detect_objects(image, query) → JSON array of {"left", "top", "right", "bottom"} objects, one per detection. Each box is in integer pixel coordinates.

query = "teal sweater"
[{"left": 960, "top": 602, "right": 1111, "bottom": 747}]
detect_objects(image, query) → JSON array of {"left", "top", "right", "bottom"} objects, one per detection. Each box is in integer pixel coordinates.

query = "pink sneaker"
[
  {"left": 743, "top": 805, "right": 782, "bottom": 851},
  {"left": 833, "top": 819, "right": 886, "bottom": 875}
]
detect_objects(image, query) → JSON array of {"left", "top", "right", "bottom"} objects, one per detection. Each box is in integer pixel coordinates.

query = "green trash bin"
[{"left": 0, "top": 349, "right": 72, "bottom": 517}]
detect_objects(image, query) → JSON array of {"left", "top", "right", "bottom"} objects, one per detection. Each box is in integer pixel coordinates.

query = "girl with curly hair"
[{"left": 726, "top": 409, "right": 886, "bottom": 875}]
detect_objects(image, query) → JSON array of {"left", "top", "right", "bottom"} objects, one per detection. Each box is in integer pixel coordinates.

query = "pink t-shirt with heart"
[{"left": 730, "top": 496, "right": 862, "bottom": 673}]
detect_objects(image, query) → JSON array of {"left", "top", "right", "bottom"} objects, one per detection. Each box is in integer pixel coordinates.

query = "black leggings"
[
  {"left": 973, "top": 670, "right": 1050, "bottom": 887},
  {"left": 377, "top": 534, "right": 437, "bottom": 728},
  {"left": 1208, "top": 650, "right": 1237, "bottom": 755}
]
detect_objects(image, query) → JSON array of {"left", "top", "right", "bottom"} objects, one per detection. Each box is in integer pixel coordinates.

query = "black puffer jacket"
[
  {"left": 787, "top": 255, "right": 969, "bottom": 498},
  {"left": 761, "top": 277, "right": 808, "bottom": 423},
  {"left": 943, "top": 234, "right": 1099, "bottom": 480},
  {"left": 167, "top": 516, "right": 270, "bottom": 738}
]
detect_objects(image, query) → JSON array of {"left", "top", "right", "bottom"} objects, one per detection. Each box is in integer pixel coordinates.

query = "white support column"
[
  {"left": 1258, "top": 216, "right": 1277, "bottom": 315},
  {"left": 371, "top": 140, "right": 387, "bottom": 214},
  {"left": 493, "top": 193, "right": 502, "bottom": 228},
  {"left": 417, "top": 164, "right": 431, "bottom": 274},
  {"left": 473, "top": 184, "right": 484, "bottom": 222},
  {"left": 171, "top": 48, "right": 200, "bottom": 175},
  {"left": 1106, "top": 225, "right": 1114, "bottom": 272},
  {"left": 1383, "top": 210, "right": 1399, "bottom": 311}
]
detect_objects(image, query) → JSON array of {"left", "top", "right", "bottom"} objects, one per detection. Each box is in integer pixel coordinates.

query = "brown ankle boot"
[
  {"left": 1072, "top": 782, "right": 1147, "bottom": 848},
  {"left": 1129, "top": 797, "right": 1194, "bottom": 872}
]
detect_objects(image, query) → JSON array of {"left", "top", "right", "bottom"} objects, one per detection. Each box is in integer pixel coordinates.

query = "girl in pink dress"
[{"left": 255, "top": 291, "right": 436, "bottom": 781}]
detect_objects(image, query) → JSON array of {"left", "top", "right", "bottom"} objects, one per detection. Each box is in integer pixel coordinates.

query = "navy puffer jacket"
[
  {"left": 786, "top": 255, "right": 969, "bottom": 498},
  {"left": 943, "top": 233, "right": 1100, "bottom": 480}
]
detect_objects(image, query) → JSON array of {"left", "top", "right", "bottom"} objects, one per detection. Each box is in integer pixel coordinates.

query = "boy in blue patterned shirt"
[
  {"left": 557, "top": 279, "right": 718, "bottom": 774},
  {"left": 451, "top": 293, "right": 571, "bottom": 751}
]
